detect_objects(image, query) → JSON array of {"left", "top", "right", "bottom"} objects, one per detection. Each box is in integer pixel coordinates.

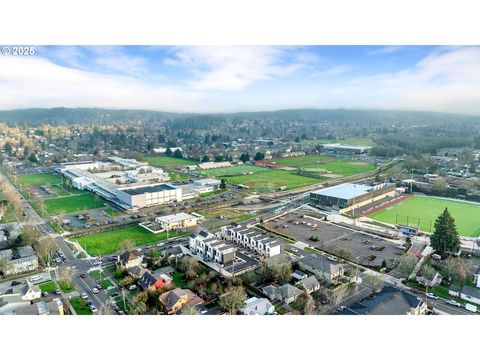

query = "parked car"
[
  {"left": 80, "top": 273, "right": 87, "bottom": 278},
  {"left": 426, "top": 293, "right": 439, "bottom": 299},
  {"left": 82, "top": 292, "right": 88, "bottom": 299},
  {"left": 445, "top": 299, "right": 461, "bottom": 307},
  {"left": 11, "top": 280, "right": 21, "bottom": 286},
  {"left": 90, "top": 305, "right": 98, "bottom": 313},
  {"left": 92, "top": 288, "right": 99, "bottom": 294}
]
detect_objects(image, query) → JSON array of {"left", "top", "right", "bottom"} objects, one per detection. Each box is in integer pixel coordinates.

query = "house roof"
[
  {"left": 299, "top": 275, "right": 320, "bottom": 291},
  {"left": 160, "top": 288, "right": 203, "bottom": 311},
  {"left": 240, "top": 297, "right": 274, "bottom": 315},
  {"left": 337, "top": 286, "right": 422, "bottom": 315},
  {"left": 461, "top": 285, "right": 480, "bottom": 299},
  {"left": 449, "top": 284, "right": 462, "bottom": 293},
  {"left": 292, "top": 270, "right": 308, "bottom": 281},
  {"left": 120, "top": 250, "right": 142, "bottom": 263},
  {"left": 138, "top": 271, "right": 159, "bottom": 289},
  {"left": 278, "top": 284, "right": 303, "bottom": 299},
  {"left": 299, "top": 255, "right": 340, "bottom": 273}
]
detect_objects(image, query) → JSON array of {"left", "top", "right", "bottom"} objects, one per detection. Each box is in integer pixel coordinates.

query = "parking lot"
[{"left": 264, "top": 211, "right": 404, "bottom": 268}]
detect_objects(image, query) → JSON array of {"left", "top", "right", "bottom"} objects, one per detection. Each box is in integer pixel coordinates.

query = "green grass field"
[
  {"left": 39, "top": 281, "right": 57, "bottom": 293},
  {"left": 18, "top": 173, "right": 62, "bottom": 187},
  {"left": 226, "top": 169, "right": 322, "bottom": 191},
  {"left": 142, "top": 155, "right": 198, "bottom": 168},
  {"left": 74, "top": 224, "right": 186, "bottom": 255},
  {"left": 43, "top": 193, "right": 105, "bottom": 215},
  {"left": 368, "top": 195, "right": 480, "bottom": 236},
  {"left": 274, "top": 155, "right": 376, "bottom": 177},
  {"left": 196, "top": 164, "right": 269, "bottom": 177},
  {"left": 70, "top": 297, "right": 92, "bottom": 315}
]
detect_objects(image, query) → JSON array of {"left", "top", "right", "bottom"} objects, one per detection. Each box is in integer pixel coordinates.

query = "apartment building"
[
  {"left": 189, "top": 231, "right": 235, "bottom": 265},
  {"left": 220, "top": 224, "right": 282, "bottom": 258}
]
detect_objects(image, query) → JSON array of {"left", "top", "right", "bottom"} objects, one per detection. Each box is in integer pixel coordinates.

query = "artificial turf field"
[
  {"left": 275, "top": 155, "right": 376, "bottom": 176},
  {"left": 74, "top": 224, "right": 186, "bottom": 255},
  {"left": 368, "top": 195, "right": 480, "bottom": 237}
]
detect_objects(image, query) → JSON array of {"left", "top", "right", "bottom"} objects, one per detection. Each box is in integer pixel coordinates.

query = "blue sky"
[{"left": 1, "top": 45, "right": 480, "bottom": 114}]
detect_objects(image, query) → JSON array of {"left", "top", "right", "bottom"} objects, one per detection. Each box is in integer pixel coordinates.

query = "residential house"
[
  {"left": 416, "top": 271, "right": 442, "bottom": 287},
  {"left": 159, "top": 288, "right": 204, "bottom": 314},
  {"left": 459, "top": 286, "right": 480, "bottom": 305},
  {"left": 128, "top": 265, "right": 148, "bottom": 278},
  {"left": 298, "top": 275, "right": 321, "bottom": 294},
  {"left": 189, "top": 231, "right": 235, "bottom": 265},
  {"left": 240, "top": 297, "right": 275, "bottom": 315},
  {"left": 448, "top": 284, "right": 462, "bottom": 297},
  {"left": 0, "top": 247, "right": 39, "bottom": 276},
  {"left": 221, "top": 224, "right": 283, "bottom": 258},
  {"left": 262, "top": 284, "right": 303, "bottom": 305},
  {"left": 474, "top": 266, "right": 480, "bottom": 288},
  {"left": 138, "top": 271, "right": 172, "bottom": 290},
  {"left": 298, "top": 255, "right": 344, "bottom": 284},
  {"left": 337, "top": 286, "right": 426, "bottom": 315},
  {"left": 292, "top": 270, "right": 308, "bottom": 282},
  {"left": 118, "top": 250, "right": 144, "bottom": 269}
]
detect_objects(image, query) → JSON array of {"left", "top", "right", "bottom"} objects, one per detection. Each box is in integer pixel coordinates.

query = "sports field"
[
  {"left": 368, "top": 195, "right": 480, "bottom": 237},
  {"left": 74, "top": 224, "right": 186, "bottom": 255},
  {"left": 196, "top": 164, "right": 269, "bottom": 177},
  {"left": 142, "top": 155, "right": 198, "bottom": 168},
  {"left": 44, "top": 193, "right": 105, "bottom": 215},
  {"left": 226, "top": 169, "right": 322, "bottom": 191},
  {"left": 18, "top": 173, "right": 62, "bottom": 187},
  {"left": 275, "top": 155, "right": 376, "bottom": 176}
]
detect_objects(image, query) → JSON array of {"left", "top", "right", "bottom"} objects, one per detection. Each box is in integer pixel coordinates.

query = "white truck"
[{"left": 465, "top": 303, "right": 478, "bottom": 313}]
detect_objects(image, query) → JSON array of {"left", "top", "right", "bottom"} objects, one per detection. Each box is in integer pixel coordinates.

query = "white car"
[
  {"left": 81, "top": 292, "right": 88, "bottom": 299},
  {"left": 445, "top": 299, "right": 461, "bottom": 307},
  {"left": 92, "top": 288, "right": 99, "bottom": 294},
  {"left": 426, "top": 293, "right": 439, "bottom": 299},
  {"left": 90, "top": 305, "right": 98, "bottom": 313}
]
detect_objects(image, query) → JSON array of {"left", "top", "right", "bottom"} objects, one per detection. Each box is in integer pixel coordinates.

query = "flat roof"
[
  {"left": 121, "top": 183, "right": 176, "bottom": 196},
  {"left": 157, "top": 212, "right": 197, "bottom": 224},
  {"left": 311, "top": 183, "right": 372, "bottom": 201}
]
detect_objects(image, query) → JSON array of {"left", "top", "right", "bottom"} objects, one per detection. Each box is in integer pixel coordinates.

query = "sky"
[{"left": 1, "top": 45, "right": 480, "bottom": 115}]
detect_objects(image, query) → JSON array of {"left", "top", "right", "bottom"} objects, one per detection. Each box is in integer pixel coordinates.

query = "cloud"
[
  {"left": 164, "top": 46, "right": 314, "bottom": 91},
  {"left": 336, "top": 47, "right": 480, "bottom": 114},
  {"left": 311, "top": 64, "right": 352, "bottom": 77},
  {"left": 367, "top": 46, "right": 404, "bottom": 56},
  {"left": 0, "top": 55, "right": 203, "bottom": 111}
]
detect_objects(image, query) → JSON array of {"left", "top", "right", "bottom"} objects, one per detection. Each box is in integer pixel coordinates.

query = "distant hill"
[{"left": 0, "top": 107, "right": 478, "bottom": 127}]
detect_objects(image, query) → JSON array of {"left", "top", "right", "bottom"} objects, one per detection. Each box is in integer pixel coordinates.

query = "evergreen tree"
[
  {"left": 239, "top": 153, "right": 250, "bottom": 162},
  {"left": 430, "top": 207, "right": 460, "bottom": 256},
  {"left": 254, "top": 152, "right": 265, "bottom": 161},
  {"left": 220, "top": 178, "right": 227, "bottom": 190},
  {"left": 201, "top": 155, "right": 209, "bottom": 162},
  {"left": 165, "top": 147, "right": 172, "bottom": 156},
  {"left": 173, "top": 149, "right": 183, "bottom": 158}
]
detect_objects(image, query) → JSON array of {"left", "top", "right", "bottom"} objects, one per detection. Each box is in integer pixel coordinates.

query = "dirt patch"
[
  {"left": 305, "top": 168, "right": 327, "bottom": 172},
  {"left": 349, "top": 161, "right": 369, "bottom": 166},
  {"left": 278, "top": 166, "right": 297, "bottom": 171},
  {"left": 322, "top": 173, "right": 342, "bottom": 178}
]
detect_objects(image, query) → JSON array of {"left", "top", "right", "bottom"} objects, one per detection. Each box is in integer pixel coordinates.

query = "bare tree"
[
  {"left": 181, "top": 302, "right": 200, "bottom": 315},
  {"left": 219, "top": 286, "right": 247, "bottom": 315},
  {"left": 397, "top": 255, "right": 418, "bottom": 277},
  {"left": 364, "top": 274, "right": 384, "bottom": 293},
  {"left": 453, "top": 257, "right": 467, "bottom": 286},
  {"left": 120, "top": 239, "right": 135, "bottom": 251},
  {"left": 34, "top": 235, "right": 57, "bottom": 266}
]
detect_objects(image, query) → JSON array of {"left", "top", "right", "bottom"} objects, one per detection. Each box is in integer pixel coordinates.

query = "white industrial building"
[
  {"left": 116, "top": 183, "right": 182, "bottom": 210},
  {"left": 198, "top": 161, "right": 232, "bottom": 170},
  {"left": 139, "top": 212, "right": 202, "bottom": 233}
]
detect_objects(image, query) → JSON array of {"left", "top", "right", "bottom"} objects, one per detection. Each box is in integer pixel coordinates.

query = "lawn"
[
  {"left": 101, "top": 279, "right": 114, "bottom": 289},
  {"left": 274, "top": 154, "right": 335, "bottom": 166},
  {"left": 104, "top": 207, "right": 121, "bottom": 216},
  {"left": 58, "top": 279, "right": 75, "bottom": 293},
  {"left": 74, "top": 224, "right": 187, "bottom": 255},
  {"left": 171, "top": 272, "right": 188, "bottom": 288},
  {"left": 199, "top": 189, "right": 226, "bottom": 198},
  {"left": 196, "top": 164, "right": 269, "bottom": 177},
  {"left": 43, "top": 193, "right": 105, "bottom": 215},
  {"left": 226, "top": 169, "right": 322, "bottom": 191},
  {"left": 18, "top": 173, "right": 62, "bottom": 187},
  {"left": 369, "top": 195, "right": 480, "bottom": 237},
  {"left": 301, "top": 137, "right": 377, "bottom": 147},
  {"left": 142, "top": 155, "right": 198, "bottom": 168},
  {"left": 39, "top": 281, "right": 57, "bottom": 293},
  {"left": 70, "top": 297, "right": 92, "bottom": 315}
]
